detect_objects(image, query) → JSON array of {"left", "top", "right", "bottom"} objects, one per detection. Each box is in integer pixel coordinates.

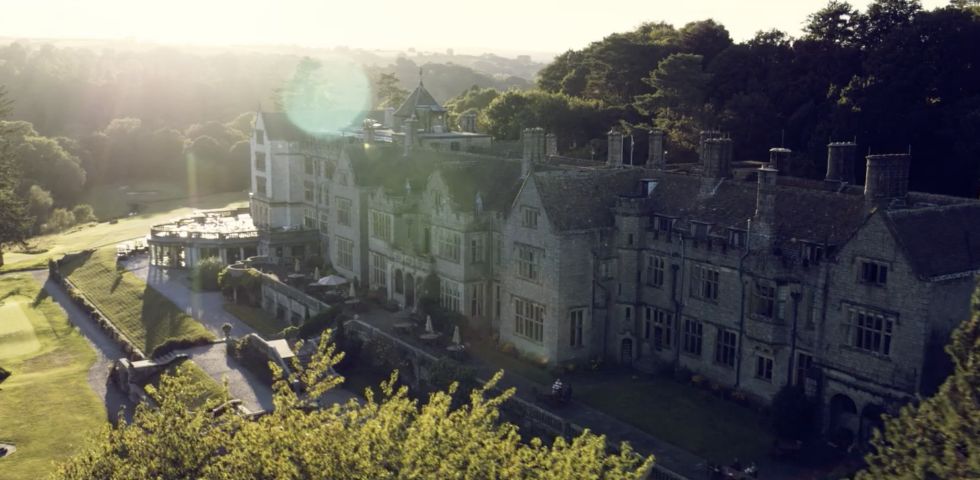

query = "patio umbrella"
[
  {"left": 425, "top": 315, "right": 434, "bottom": 334},
  {"left": 314, "top": 266, "right": 320, "bottom": 280},
  {"left": 294, "top": 257, "right": 301, "bottom": 273},
  {"left": 349, "top": 282, "right": 356, "bottom": 298},
  {"left": 317, "top": 275, "right": 348, "bottom": 286},
  {"left": 451, "top": 325, "right": 461, "bottom": 346}
]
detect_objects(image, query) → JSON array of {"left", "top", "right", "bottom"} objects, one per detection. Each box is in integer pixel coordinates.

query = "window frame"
[
  {"left": 646, "top": 254, "right": 665, "bottom": 288},
  {"left": 336, "top": 197, "right": 352, "bottom": 227},
  {"left": 516, "top": 243, "right": 542, "bottom": 282},
  {"left": 521, "top": 206, "right": 539, "bottom": 229},
  {"left": 514, "top": 297, "right": 545, "bottom": 344},
  {"left": 714, "top": 328, "right": 738, "bottom": 368},
  {"left": 690, "top": 263, "right": 720, "bottom": 302},
  {"left": 569, "top": 308, "right": 585, "bottom": 348},
  {"left": 682, "top": 318, "right": 703, "bottom": 356},
  {"left": 336, "top": 236, "right": 354, "bottom": 270},
  {"left": 755, "top": 354, "right": 774, "bottom": 382},
  {"left": 858, "top": 259, "right": 889, "bottom": 286}
]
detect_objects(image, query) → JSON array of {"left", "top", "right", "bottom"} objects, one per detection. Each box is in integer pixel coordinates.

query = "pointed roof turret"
[{"left": 393, "top": 69, "right": 445, "bottom": 118}]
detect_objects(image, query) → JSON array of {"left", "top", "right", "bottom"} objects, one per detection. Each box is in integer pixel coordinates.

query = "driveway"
[{"left": 29, "top": 270, "right": 135, "bottom": 423}]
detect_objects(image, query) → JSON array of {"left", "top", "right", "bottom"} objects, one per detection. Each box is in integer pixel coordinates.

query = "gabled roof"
[
  {"left": 259, "top": 112, "right": 311, "bottom": 142},
  {"left": 533, "top": 169, "right": 646, "bottom": 231},
  {"left": 394, "top": 83, "right": 445, "bottom": 118},
  {"left": 438, "top": 160, "right": 523, "bottom": 213},
  {"left": 885, "top": 203, "right": 980, "bottom": 279}
]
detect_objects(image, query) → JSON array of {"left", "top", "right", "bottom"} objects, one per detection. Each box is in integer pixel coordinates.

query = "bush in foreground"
[
  {"left": 56, "top": 336, "right": 653, "bottom": 479},
  {"left": 191, "top": 257, "right": 224, "bottom": 291}
]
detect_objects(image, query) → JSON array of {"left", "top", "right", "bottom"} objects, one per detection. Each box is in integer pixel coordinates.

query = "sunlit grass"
[
  {"left": 2, "top": 190, "right": 246, "bottom": 273},
  {"left": 0, "top": 274, "right": 106, "bottom": 480},
  {"left": 62, "top": 248, "right": 214, "bottom": 354}
]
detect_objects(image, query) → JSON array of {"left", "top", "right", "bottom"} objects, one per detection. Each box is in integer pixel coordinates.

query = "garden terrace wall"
[{"left": 259, "top": 273, "right": 331, "bottom": 326}]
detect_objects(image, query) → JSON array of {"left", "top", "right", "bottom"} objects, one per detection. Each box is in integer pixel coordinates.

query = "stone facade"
[{"left": 249, "top": 106, "right": 980, "bottom": 446}]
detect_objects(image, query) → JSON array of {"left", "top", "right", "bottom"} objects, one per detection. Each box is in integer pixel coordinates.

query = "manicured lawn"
[
  {"left": 468, "top": 339, "right": 553, "bottom": 386},
  {"left": 1, "top": 190, "right": 246, "bottom": 273},
  {"left": 80, "top": 181, "right": 189, "bottom": 220},
  {"left": 224, "top": 303, "right": 286, "bottom": 338},
  {"left": 0, "top": 275, "right": 106, "bottom": 480},
  {"left": 144, "top": 360, "right": 227, "bottom": 411},
  {"left": 63, "top": 248, "right": 214, "bottom": 355},
  {"left": 573, "top": 370, "right": 774, "bottom": 463}
]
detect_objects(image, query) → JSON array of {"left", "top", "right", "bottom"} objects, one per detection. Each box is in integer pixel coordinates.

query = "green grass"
[
  {"left": 144, "top": 360, "right": 226, "bottom": 411},
  {"left": 223, "top": 303, "right": 286, "bottom": 338},
  {"left": 0, "top": 300, "right": 41, "bottom": 360},
  {"left": 573, "top": 370, "right": 774, "bottom": 463},
  {"left": 468, "top": 339, "right": 553, "bottom": 386},
  {"left": 0, "top": 275, "right": 107, "bottom": 480},
  {"left": 63, "top": 248, "right": 214, "bottom": 354},
  {"left": 1, "top": 190, "right": 246, "bottom": 273},
  {"left": 80, "top": 181, "right": 189, "bottom": 220}
]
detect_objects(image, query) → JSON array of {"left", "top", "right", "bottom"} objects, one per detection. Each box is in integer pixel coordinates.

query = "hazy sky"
[{"left": 2, "top": 0, "right": 949, "bottom": 57}]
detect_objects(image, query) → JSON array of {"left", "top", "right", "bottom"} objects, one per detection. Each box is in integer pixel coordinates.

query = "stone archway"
[
  {"left": 405, "top": 274, "right": 416, "bottom": 308},
  {"left": 860, "top": 404, "right": 886, "bottom": 445},
  {"left": 620, "top": 337, "right": 634, "bottom": 365},
  {"left": 394, "top": 269, "right": 404, "bottom": 295},
  {"left": 829, "top": 394, "right": 859, "bottom": 449}
]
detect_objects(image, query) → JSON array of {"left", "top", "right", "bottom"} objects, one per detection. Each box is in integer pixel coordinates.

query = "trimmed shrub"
[
  {"left": 150, "top": 335, "right": 214, "bottom": 358},
  {"left": 298, "top": 307, "right": 341, "bottom": 339}
]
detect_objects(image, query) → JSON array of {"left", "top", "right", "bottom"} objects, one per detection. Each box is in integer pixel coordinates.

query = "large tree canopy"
[
  {"left": 857, "top": 289, "right": 980, "bottom": 479},
  {"left": 56, "top": 338, "right": 653, "bottom": 480}
]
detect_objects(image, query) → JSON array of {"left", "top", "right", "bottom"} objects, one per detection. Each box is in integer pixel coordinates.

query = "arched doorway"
[
  {"left": 860, "top": 404, "right": 886, "bottom": 445},
  {"left": 620, "top": 338, "right": 634, "bottom": 365},
  {"left": 405, "top": 275, "right": 416, "bottom": 308},
  {"left": 394, "top": 269, "right": 404, "bottom": 295},
  {"left": 829, "top": 394, "right": 858, "bottom": 449}
]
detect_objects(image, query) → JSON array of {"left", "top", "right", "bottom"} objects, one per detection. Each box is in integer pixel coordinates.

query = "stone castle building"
[{"left": 186, "top": 81, "right": 980, "bottom": 445}]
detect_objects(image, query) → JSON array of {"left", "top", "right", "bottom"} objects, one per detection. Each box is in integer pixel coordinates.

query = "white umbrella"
[
  {"left": 425, "top": 315, "right": 434, "bottom": 334},
  {"left": 451, "top": 325, "right": 461, "bottom": 346},
  {"left": 294, "top": 257, "right": 301, "bottom": 273},
  {"left": 317, "top": 275, "right": 348, "bottom": 286},
  {"left": 349, "top": 282, "right": 356, "bottom": 298},
  {"left": 314, "top": 266, "right": 320, "bottom": 280}
]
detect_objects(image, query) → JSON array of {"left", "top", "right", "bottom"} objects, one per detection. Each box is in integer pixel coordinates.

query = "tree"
[
  {"left": 55, "top": 337, "right": 653, "bottom": 479},
  {"left": 71, "top": 204, "right": 97, "bottom": 224},
  {"left": 0, "top": 87, "right": 32, "bottom": 267},
  {"left": 42, "top": 207, "right": 75, "bottom": 234},
  {"left": 804, "top": 1, "right": 866, "bottom": 46},
  {"left": 677, "top": 19, "right": 734, "bottom": 65},
  {"left": 375, "top": 72, "right": 408, "bottom": 109},
  {"left": 27, "top": 184, "right": 53, "bottom": 230},
  {"left": 0, "top": 120, "right": 86, "bottom": 202},
  {"left": 857, "top": 290, "right": 980, "bottom": 479}
]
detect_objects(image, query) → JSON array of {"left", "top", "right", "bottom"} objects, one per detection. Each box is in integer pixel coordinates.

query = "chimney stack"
[
  {"left": 648, "top": 128, "right": 666, "bottom": 171},
  {"left": 545, "top": 133, "right": 558, "bottom": 157},
  {"left": 753, "top": 166, "right": 779, "bottom": 246},
  {"left": 768, "top": 147, "right": 791, "bottom": 174},
  {"left": 607, "top": 128, "right": 624, "bottom": 166},
  {"left": 522, "top": 127, "right": 545, "bottom": 177},
  {"left": 826, "top": 141, "right": 857, "bottom": 184},
  {"left": 701, "top": 137, "right": 733, "bottom": 179},
  {"left": 864, "top": 153, "right": 911, "bottom": 202},
  {"left": 403, "top": 116, "right": 418, "bottom": 156}
]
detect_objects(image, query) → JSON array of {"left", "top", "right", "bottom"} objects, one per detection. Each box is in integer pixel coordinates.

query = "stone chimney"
[
  {"left": 545, "top": 133, "right": 558, "bottom": 157},
  {"left": 701, "top": 137, "right": 733, "bottom": 179},
  {"left": 753, "top": 166, "right": 779, "bottom": 246},
  {"left": 522, "top": 127, "right": 545, "bottom": 177},
  {"left": 698, "top": 130, "right": 724, "bottom": 158},
  {"left": 403, "top": 116, "right": 418, "bottom": 157},
  {"left": 648, "top": 128, "right": 666, "bottom": 171},
  {"left": 607, "top": 128, "right": 624, "bottom": 166},
  {"left": 864, "top": 153, "right": 911, "bottom": 202},
  {"left": 768, "top": 147, "right": 791, "bottom": 174},
  {"left": 826, "top": 141, "right": 857, "bottom": 184}
]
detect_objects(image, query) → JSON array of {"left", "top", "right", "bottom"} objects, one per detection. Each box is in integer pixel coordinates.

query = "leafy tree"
[
  {"left": 375, "top": 72, "right": 409, "bottom": 108},
  {"left": 27, "top": 184, "right": 53, "bottom": 230},
  {"left": 191, "top": 257, "right": 224, "bottom": 291},
  {"left": 444, "top": 85, "right": 500, "bottom": 130},
  {"left": 677, "top": 19, "right": 733, "bottom": 65},
  {"left": 71, "top": 204, "right": 97, "bottom": 224},
  {"left": 635, "top": 54, "right": 712, "bottom": 118},
  {"left": 804, "top": 1, "right": 866, "bottom": 46},
  {"left": 0, "top": 88, "right": 32, "bottom": 267},
  {"left": 0, "top": 120, "right": 86, "bottom": 202},
  {"left": 42, "top": 207, "right": 75, "bottom": 234},
  {"left": 860, "top": 0, "right": 922, "bottom": 47},
  {"left": 56, "top": 337, "right": 653, "bottom": 479},
  {"left": 857, "top": 289, "right": 980, "bottom": 479}
]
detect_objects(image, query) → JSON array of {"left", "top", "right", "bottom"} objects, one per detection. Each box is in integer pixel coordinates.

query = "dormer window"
[
  {"left": 802, "top": 243, "right": 824, "bottom": 265},
  {"left": 654, "top": 216, "right": 673, "bottom": 232},
  {"left": 691, "top": 221, "right": 710, "bottom": 238},
  {"left": 728, "top": 229, "right": 746, "bottom": 248},
  {"left": 859, "top": 259, "right": 888, "bottom": 286},
  {"left": 522, "top": 207, "right": 539, "bottom": 229}
]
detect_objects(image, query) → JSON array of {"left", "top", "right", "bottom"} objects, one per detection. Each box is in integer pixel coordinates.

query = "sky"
[{"left": 1, "top": 0, "right": 950, "bottom": 58}]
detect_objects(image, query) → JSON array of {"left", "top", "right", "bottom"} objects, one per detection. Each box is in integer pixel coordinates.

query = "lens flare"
[{"left": 283, "top": 56, "right": 370, "bottom": 135}]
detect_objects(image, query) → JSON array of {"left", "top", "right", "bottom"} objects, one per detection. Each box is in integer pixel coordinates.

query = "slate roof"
[
  {"left": 394, "top": 83, "right": 445, "bottom": 118},
  {"left": 644, "top": 173, "right": 870, "bottom": 245},
  {"left": 260, "top": 112, "right": 312, "bottom": 142},
  {"left": 533, "top": 169, "right": 647, "bottom": 231},
  {"left": 885, "top": 203, "right": 980, "bottom": 279},
  {"left": 439, "top": 160, "right": 523, "bottom": 212}
]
